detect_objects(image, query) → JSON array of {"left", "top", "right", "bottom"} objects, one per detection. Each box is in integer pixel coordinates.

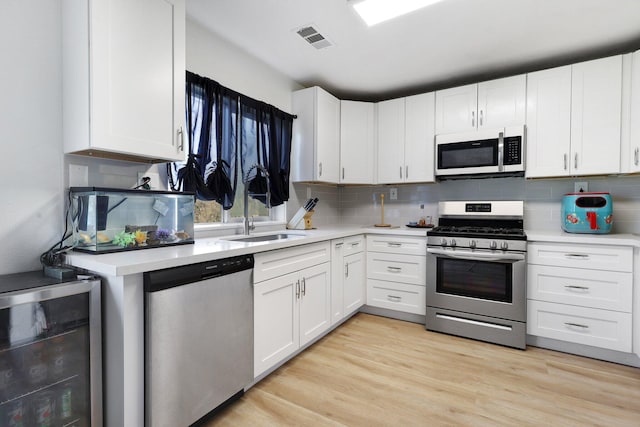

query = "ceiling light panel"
[{"left": 351, "top": 0, "right": 444, "bottom": 26}]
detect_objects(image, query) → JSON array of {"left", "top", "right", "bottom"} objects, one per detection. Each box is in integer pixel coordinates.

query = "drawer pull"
[
  {"left": 351, "top": 242, "right": 360, "bottom": 247},
  {"left": 387, "top": 266, "right": 402, "bottom": 273},
  {"left": 335, "top": 242, "right": 343, "bottom": 248},
  {"left": 387, "top": 295, "right": 401, "bottom": 302},
  {"left": 564, "top": 322, "right": 589, "bottom": 330},
  {"left": 564, "top": 254, "right": 589, "bottom": 259},
  {"left": 387, "top": 242, "right": 402, "bottom": 248},
  {"left": 296, "top": 280, "right": 300, "bottom": 299},
  {"left": 564, "top": 285, "right": 590, "bottom": 291}
]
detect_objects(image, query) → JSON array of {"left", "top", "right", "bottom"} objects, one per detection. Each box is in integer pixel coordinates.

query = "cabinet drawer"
[
  {"left": 367, "top": 279, "right": 426, "bottom": 315},
  {"left": 527, "top": 300, "right": 632, "bottom": 352},
  {"left": 367, "top": 252, "right": 425, "bottom": 286},
  {"left": 366, "top": 235, "right": 426, "bottom": 255},
  {"left": 527, "top": 242, "right": 632, "bottom": 272},
  {"left": 343, "top": 235, "right": 365, "bottom": 256},
  {"left": 528, "top": 265, "right": 632, "bottom": 312},
  {"left": 254, "top": 241, "right": 331, "bottom": 283}
]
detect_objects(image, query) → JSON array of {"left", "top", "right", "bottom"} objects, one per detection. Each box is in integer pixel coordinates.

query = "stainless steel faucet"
[{"left": 244, "top": 164, "right": 270, "bottom": 235}]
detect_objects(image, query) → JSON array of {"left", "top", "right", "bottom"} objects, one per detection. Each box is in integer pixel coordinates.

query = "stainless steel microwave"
[{"left": 435, "top": 126, "right": 525, "bottom": 179}]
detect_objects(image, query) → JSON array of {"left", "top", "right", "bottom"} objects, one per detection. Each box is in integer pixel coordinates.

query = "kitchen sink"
[{"left": 219, "top": 233, "right": 306, "bottom": 243}]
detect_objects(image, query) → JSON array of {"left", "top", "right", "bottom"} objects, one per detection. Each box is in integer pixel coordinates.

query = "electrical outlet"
[
  {"left": 419, "top": 203, "right": 425, "bottom": 210},
  {"left": 574, "top": 181, "right": 588, "bottom": 193},
  {"left": 389, "top": 188, "right": 398, "bottom": 200}
]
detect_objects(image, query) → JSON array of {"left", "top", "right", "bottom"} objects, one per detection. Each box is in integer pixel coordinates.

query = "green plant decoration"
[{"left": 112, "top": 230, "right": 136, "bottom": 248}]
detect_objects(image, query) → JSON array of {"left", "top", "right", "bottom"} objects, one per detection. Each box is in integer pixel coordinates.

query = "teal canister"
[{"left": 561, "top": 192, "right": 613, "bottom": 234}]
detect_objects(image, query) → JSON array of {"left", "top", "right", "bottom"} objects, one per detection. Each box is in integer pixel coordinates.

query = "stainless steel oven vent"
[{"left": 296, "top": 25, "right": 333, "bottom": 49}]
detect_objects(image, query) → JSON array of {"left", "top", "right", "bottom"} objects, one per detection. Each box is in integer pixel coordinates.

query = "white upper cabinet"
[
  {"left": 570, "top": 55, "right": 622, "bottom": 175},
  {"left": 377, "top": 93, "right": 436, "bottom": 184},
  {"left": 525, "top": 66, "right": 572, "bottom": 177},
  {"left": 435, "top": 75, "right": 526, "bottom": 134},
  {"left": 291, "top": 87, "right": 341, "bottom": 183},
  {"left": 62, "top": 0, "right": 186, "bottom": 163},
  {"left": 623, "top": 50, "right": 640, "bottom": 173},
  {"left": 340, "top": 101, "right": 375, "bottom": 184},
  {"left": 526, "top": 55, "right": 623, "bottom": 178},
  {"left": 377, "top": 98, "right": 406, "bottom": 184}
]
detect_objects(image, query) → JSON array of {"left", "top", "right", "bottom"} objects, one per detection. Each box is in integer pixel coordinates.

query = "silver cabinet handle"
[
  {"left": 345, "top": 263, "right": 349, "bottom": 278},
  {"left": 564, "top": 154, "right": 568, "bottom": 170},
  {"left": 574, "top": 153, "right": 578, "bottom": 169},
  {"left": 301, "top": 277, "right": 306, "bottom": 296},
  {"left": 387, "top": 295, "right": 401, "bottom": 302},
  {"left": 318, "top": 162, "right": 322, "bottom": 177},
  {"left": 405, "top": 165, "right": 408, "bottom": 179},
  {"left": 177, "top": 126, "right": 184, "bottom": 151},
  {"left": 387, "top": 266, "right": 402, "bottom": 273},
  {"left": 471, "top": 110, "right": 475, "bottom": 127},
  {"left": 565, "top": 253, "right": 589, "bottom": 259},
  {"left": 335, "top": 242, "right": 343, "bottom": 248},
  {"left": 565, "top": 285, "right": 590, "bottom": 291},
  {"left": 342, "top": 167, "right": 345, "bottom": 180},
  {"left": 387, "top": 242, "right": 402, "bottom": 248},
  {"left": 400, "top": 166, "right": 403, "bottom": 179},
  {"left": 351, "top": 242, "right": 360, "bottom": 247},
  {"left": 635, "top": 147, "right": 639, "bottom": 166},
  {"left": 565, "top": 322, "right": 589, "bottom": 329},
  {"left": 497, "top": 131, "right": 504, "bottom": 172},
  {"left": 296, "top": 280, "right": 300, "bottom": 299},
  {"left": 479, "top": 109, "right": 483, "bottom": 126}
]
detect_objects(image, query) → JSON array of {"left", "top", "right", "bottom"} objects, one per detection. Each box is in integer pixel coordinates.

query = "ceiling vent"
[{"left": 296, "top": 25, "right": 333, "bottom": 50}]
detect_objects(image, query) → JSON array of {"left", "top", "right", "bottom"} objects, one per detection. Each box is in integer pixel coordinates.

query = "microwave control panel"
[{"left": 503, "top": 136, "right": 522, "bottom": 165}]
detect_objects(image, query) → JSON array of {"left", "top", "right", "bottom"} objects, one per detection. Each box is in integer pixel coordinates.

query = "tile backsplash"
[{"left": 300, "top": 175, "right": 640, "bottom": 234}]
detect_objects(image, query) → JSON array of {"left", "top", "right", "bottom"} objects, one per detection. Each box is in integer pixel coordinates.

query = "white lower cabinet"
[
  {"left": 527, "top": 242, "right": 633, "bottom": 353},
  {"left": 366, "top": 235, "right": 426, "bottom": 315},
  {"left": 331, "top": 236, "right": 366, "bottom": 325},
  {"left": 254, "top": 243, "right": 331, "bottom": 377}
]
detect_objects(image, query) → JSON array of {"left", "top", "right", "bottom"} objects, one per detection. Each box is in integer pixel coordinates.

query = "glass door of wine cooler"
[{"left": 0, "top": 276, "right": 101, "bottom": 427}]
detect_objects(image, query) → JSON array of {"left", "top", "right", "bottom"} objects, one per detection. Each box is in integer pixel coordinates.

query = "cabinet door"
[
  {"left": 90, "top": 0, "right": 185, "bottom": 161},
  {"left": 343, "top": 252, "right": 365, "bottom": 316},
  {"left": 377, "top": 98, "right": 406, "bottom": 183},
  {"left": 628, "top": 50, "right": 640, "bottom": 173},
  {"left": 316, "top": 88, "right": 341, "bottom": 183},
  {"left": 435, "top": 84, "right": 477, "bottom": 134},
  {"left": 477, "top": 75, "right": 526, "bottom": 129},
  {"left": 404, "top": 93, "right": 436, "bottom": 183},
  {"left": 571, "top": 55, "right": 622, "bottom": 175},
  {"left": 299, "top": 263, "right": 331, "bottom": 347},
  {"left": 254, "top": 272, "right": 299, "bottom": 377},
  {"left": 525, "top": 66, "right": 572, "bottom": 178},
  {"left": 330, "top": 240, "right": 345, "bottom": 325},
  {"left": 340, "top": 101, "right": 374, "bottom": 183}
]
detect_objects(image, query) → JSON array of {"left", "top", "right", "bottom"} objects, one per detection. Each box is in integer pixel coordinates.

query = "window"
[{"left": 168, "top": 72, "right": 294, "bottom": 225}]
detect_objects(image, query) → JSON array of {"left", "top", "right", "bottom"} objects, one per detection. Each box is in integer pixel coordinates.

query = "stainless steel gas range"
[{"left": 426, "top": 201, "right": 527, "bottom": 349}]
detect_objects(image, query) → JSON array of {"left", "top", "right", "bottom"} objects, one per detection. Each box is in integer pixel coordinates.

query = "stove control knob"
[
  {"left": 501, "top": 241, "right": 509, "bottom": 250},
  {"left": 450, "top": 239, "right": 457, "bottom": 247},
  {"left": 469, "top": 240, "right": 477, "bottom": 249},
  {"left": 490, "top": 241, "right": 498, "bottom": 250},
  {"left": 440, "top": 238, "right": 448, "bottom": 247}
]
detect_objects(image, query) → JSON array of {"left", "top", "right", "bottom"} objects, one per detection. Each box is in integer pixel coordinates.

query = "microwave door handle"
[
  {"left": 497, "top": 131, "right": 504, "bottom": 171},
  {"left": 427, "top": 248, "right": 525, "bottom": 262}
]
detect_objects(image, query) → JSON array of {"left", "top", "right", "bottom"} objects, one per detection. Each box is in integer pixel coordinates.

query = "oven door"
[{"left": 426, "top": 247, "right": 526, "bottom": 322}]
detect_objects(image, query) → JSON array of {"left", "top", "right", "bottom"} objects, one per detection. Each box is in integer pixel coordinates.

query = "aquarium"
[{"left": 70, "top": 187, "right": 195, "bottom": 253}]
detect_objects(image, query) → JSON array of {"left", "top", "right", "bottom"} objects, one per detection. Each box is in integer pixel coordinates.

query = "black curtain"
[{"left": 169, "top": 71, "right": 296, "bottom": 210}]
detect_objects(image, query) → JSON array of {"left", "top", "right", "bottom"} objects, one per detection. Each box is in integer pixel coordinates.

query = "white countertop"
[
  {"left": 526, "top": 230, "right": 640, "bottom": 247},
  {"left": 65, "top": 225, "right": 427, "bottom": 277},
  {"left": 65, "top": 224, "right": 640, "bottom": 277}
]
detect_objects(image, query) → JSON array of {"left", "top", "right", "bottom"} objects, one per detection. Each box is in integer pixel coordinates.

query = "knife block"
[{"left": 287, "top": 209, "right": 315, "bottom": 230}]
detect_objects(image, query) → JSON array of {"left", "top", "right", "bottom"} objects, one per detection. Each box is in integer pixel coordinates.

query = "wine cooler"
[{"left": 0, "top": 271, "right": 102, "bottom": 426}]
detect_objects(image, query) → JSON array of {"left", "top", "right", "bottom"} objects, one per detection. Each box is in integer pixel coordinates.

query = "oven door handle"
[{"left": 427, "top": 248, "right": 525, "bottom": 262}]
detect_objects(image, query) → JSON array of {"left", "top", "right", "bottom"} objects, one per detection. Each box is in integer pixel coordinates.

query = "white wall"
[{"left": 0, "top": 1, "right": 64, "bottom": 275}]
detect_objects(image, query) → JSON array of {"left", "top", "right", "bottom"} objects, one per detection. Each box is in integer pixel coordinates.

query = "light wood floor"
[{"left": 205, "top": 313, "right": 640, "bottom": 426}]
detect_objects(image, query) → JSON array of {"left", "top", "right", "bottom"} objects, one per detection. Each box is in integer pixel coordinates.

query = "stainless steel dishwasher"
[{"left": 143, "top": 254, "right": 254, "bottom": 427}]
